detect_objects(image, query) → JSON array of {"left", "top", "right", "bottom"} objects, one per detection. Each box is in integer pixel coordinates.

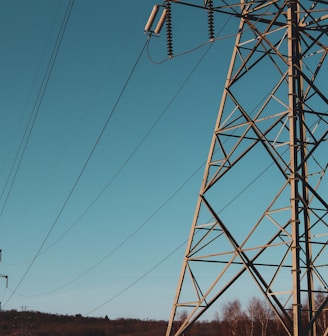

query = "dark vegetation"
[
  {"left": 0, "top": 310, "right": 168, "bottom": 336},
  {"left": 0, "top": 294, "right": 327, "bottom": 336}
]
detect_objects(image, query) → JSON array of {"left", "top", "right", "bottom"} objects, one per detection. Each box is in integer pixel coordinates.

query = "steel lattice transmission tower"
[{"left": 146, "top": 1, "right": 328, "bottom": 336}]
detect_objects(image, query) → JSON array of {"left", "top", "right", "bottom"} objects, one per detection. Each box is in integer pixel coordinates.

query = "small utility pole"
[
  {"left": 0, "top": 249, "right": 8, "bottom": 311},
  {"left": 21, "top": 305, "right": 28, "bottom": 336}
]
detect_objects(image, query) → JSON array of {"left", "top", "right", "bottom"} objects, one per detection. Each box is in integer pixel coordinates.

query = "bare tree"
[
  {"left": 221, "top": 299, "right": 248, "bottom": 336},
  {"left": 247, "top": 297, "right": 273, "bottom": 336}
]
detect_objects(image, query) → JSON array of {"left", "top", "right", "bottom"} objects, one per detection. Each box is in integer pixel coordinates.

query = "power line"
[
  {"left": 12, "top": 30, "right": 216, "bottom": 298},
  {"left": 79, "top": 80, "right": 295, "bottom": 316},
  {"left": 37, "top": 26, "right": 215, "bottom": 258},
  {"left": 84, "top": 158, "right": 279, "bottom": 316},
  {"left": 0, "top": 0, "right": 63, "bottom": 179},
  {"left": 0, "top": 1, "right": 75, "bottom": 222},
  {"left": 3, "top": 2, "right": 252, "bottom": 314},
  {"left": 34, "top": 6, "right": 233, "bottom": 261},
  {"left": 2, "top": 1, "right": 148, "bottom": 269},
  {"left": 86, "top": 237, "right": 187, "bottom": 316},
  {"left": 1, "top": 0, "right": 75, "bottom": 308},
  {"left": 2, "top": 29, "right": 149, "bottom": 310},
  {"left": 7, "top": 13, "right": 233, "bottom": 300},
  {"left": 5, "top": 7, "right": 288, "bottom": 315}
]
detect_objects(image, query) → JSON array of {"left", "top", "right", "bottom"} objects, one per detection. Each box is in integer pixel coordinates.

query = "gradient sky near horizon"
[{"left": 0, "top": 0, "right": 252, "bottom": 320}]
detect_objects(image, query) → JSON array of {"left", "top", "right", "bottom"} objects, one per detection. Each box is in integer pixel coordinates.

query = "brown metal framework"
[{"left": 163, "top": 1, "right": 328, "bottom": 336}]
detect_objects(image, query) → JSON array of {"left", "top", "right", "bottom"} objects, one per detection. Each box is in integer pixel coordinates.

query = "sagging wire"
[
  {"left": 147, "top": 39, "right": 211, "bottom": 65},
  {"left": 146, "top": 29, "right": 239, "bottom": 65},
  {"left": 1, "top": 0, "right": 76, "bottom": 310},
  {"left": 2, "top": 3, "right": 149, "bottom": 310},
  {"left": 10, "top": 29, "right": 213, "bottom": 300}
]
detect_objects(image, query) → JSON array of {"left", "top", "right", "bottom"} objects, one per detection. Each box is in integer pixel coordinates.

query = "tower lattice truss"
[{"left": 165, "top": 1, "right": 328, "bottom": 336}]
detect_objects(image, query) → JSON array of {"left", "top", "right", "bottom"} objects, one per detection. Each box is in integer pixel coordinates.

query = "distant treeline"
[{"left": 0, "top": 294, "right": 327, "bottom": 336}]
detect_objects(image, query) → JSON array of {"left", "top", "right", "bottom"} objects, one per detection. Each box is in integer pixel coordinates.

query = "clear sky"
[{"left": 0, "top": 0, "right": 250, "bottom": 320}]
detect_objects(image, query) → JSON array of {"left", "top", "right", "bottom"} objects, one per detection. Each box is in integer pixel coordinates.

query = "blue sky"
[{"left": 0, "top": 0, "right": 250, "bottom": 320}]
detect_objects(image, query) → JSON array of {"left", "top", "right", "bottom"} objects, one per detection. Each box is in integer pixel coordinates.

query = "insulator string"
[
  {"left": 207, "top": 0, "right": 215, "bottom": 41},
  {"left": 166, "top": 1, "right": 173, "bottom": 58}
]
